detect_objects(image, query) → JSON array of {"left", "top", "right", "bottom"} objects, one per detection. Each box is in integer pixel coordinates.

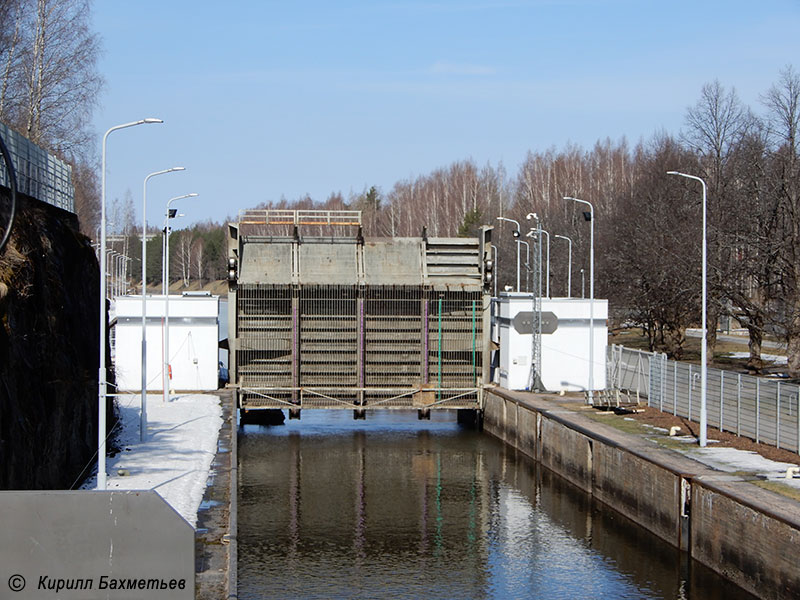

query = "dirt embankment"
[{"left": 0, "top": 194, "right": 102, "bottom": 489}]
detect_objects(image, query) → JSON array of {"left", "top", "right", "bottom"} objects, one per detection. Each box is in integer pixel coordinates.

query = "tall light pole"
[
  {"left": 491, "top": 245, "right": 498, "bottom": 298},
  {"left": 526, "top": 224, "right": 550, "bottom": 298},
  {"left": 564, "top": 196, "right": 594, "bottom": 403},
  {"left": 519, "top": 239, "right": 530, "bottom": 292},
  {"left": 555, "top": 234, "right": 573, "bottom": 298},
  {"left": 162, "top": 193, "right": 198, "bottom": 403},
  {"left": 140, "top": 167, "right": 184, "bottom": 442},
  {"left": 496, "top": 217, "right": 521, "bottom": 292},
  {"left": 668, "top": 171, "right": 708, "bottom": 447},
  {"left": 105, "top": 250, "right": 116, "bottom": 297},
  {"left": 115, "top": 253, "right": 126, "bottom": 296},
  {"left": 98, "top": 118, "right": 162, "bottom": 490}
]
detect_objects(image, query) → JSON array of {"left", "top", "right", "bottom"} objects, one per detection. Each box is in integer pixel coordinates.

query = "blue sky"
[{"left": 91, "top": 0, "right": 800, "bottom": 228}]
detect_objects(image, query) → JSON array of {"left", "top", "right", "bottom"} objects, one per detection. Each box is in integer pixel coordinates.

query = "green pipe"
[
  {"left": 472, "top": 299, "right": 477, "bottom": 385},
  {"left": 438, "top": 297, "right": 443, "bottom": 401}
]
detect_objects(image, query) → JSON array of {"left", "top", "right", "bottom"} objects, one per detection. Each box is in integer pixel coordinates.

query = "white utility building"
[
  {"left": 496, "top": 293, "right": 607, "bottom": 392},
  {"left": 112, "top": 293, "right": 221, "bottom": 392}
]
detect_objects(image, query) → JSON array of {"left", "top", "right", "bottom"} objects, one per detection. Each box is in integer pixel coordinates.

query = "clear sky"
[{"left": 91, "top": 0, "right": 800, "bottom": 228}]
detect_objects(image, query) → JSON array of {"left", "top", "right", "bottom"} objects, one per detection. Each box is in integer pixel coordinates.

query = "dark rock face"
[{"left": 0, "top": 194, "right": 102, "bottom": 489}]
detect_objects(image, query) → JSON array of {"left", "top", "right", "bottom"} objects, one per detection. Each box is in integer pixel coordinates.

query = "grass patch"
[
  {"left": 581, "top": 410, "right": 655, "bottom": 437},
  {"left": 752, "top": 480, "right": 800, "bottom": 502}
]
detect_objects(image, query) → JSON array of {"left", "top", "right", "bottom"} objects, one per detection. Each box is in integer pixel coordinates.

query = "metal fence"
[
  {"left": 0, "top": 122, "right": 74, "bottom": 213},
  {"left": 608, "top": 344, "right": 800, "bottom": 453}
]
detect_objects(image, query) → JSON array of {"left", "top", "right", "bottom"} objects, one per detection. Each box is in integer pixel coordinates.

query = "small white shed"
[
  {"left": 496, "top": 293, "right": 607, "bottom": 392},
  {"left": 113, "top": 293, "right": 220, "bottom": 392}
]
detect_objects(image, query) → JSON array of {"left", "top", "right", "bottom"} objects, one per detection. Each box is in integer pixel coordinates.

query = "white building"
[
  {"left": 496, "top": 293, "right": 607, "bottom": 393},
  {"left": 112, "top": 293, "right": 221, "bottom": 392}
]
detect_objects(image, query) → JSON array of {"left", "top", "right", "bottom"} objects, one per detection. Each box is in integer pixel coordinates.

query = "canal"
[{"left": 238, "top": 410, "right": 755, "bottom": 599}]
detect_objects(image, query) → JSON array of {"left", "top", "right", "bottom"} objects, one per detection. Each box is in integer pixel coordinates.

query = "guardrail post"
[
  {"left": 756, "top": 378, "right": 761, "bottom": 444},
  {"left": 777, "top": 382, "right": 781, "bottom": 449},
  {"left": 719, "top": 370, "right": 724, "bottom": 431},
  {"left": 688, "top": 364, "right": 693, "bottom": 420},
  {"left": 737, "top": 373, "right": 741, "bottom": 437},
  {"left": 673, "top": 361, "right": 678, "bottom": 416}
]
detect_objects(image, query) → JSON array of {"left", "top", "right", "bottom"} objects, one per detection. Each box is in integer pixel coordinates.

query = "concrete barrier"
[{"left": 483, "top": 387, "right": 800, "bottom": 600}]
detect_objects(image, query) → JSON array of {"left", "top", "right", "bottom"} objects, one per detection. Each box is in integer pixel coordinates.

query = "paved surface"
[{"left": 686, "top": 328, "right": 787, "bottom": 351}]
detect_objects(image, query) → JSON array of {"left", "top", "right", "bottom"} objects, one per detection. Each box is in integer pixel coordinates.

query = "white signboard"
[{"left": 0, "top": 491, "right": 194, "bottom": 599}]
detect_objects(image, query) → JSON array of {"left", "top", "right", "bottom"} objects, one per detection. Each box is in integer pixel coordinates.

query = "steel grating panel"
[{"left": 235, "top": 284, "right": 484, "bottom": 410}]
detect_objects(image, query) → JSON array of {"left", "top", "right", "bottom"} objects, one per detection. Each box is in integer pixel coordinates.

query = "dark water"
[{"left": 238, "top": 410, "right": 755, "bottom": 600}]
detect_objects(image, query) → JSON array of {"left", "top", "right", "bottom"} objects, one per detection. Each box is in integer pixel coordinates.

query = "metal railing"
[
  {"left": 608, "top": 344, "right": 800, "bottom": 453},
  {"left": 0, "top": 122, "right": 74, "bottom": 213},
  {"left": 238, "top": 209, "right": 362, "bottom": 227}
]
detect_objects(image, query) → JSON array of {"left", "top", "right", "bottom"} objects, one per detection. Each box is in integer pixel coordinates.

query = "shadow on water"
[{"left": 237, "top": 410, "right": 756, "bottom": 600}]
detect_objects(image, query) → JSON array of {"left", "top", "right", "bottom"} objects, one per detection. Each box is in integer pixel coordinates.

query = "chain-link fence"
[{"left": 608, "top": 344, "right": 800, "bottom": 453}]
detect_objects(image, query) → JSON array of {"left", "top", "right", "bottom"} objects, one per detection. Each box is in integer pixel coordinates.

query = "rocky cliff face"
[{"left": 0, "top": 193, "right": 102, "bottom": 489}]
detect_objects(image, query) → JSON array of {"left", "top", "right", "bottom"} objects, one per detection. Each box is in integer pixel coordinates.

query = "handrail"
[{"left": 238, "top": 209, "right": 362, "bottom": 227}]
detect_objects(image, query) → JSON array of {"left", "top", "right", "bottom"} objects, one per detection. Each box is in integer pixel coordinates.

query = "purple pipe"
[{"left": 423, "top": 299, "right": 429, "bottom": 383}]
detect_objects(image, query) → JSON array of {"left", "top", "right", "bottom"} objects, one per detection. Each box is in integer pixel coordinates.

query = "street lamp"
[
  {"left": 667, "top": 170, "right": 708, "bottom": 447},
  {"left": 141, "top": 167, "right": 184, "bottom": 442},
  {"left": 496, "top": 217, "right": 521, "bottom": 292},
  {"left": 98, "top": 117, "right": 163, "bottom": 490},
  {"left": 115, "top": 253, "right": 126, "bottom": 296},
  {"left": 518, "top": 239, "right": 530, "bottom": 292},
  {"left": 525, "top": 224, "right": 550, "bottom": 298},
  {"left": 554, "top": 234, "right": 573, "bottom": 298},
  {"left": 564, "top": 196, "right": 594, "bottom": 403},
  {"left": 162, "top": 193, "right": 198, "bottom": 403}
]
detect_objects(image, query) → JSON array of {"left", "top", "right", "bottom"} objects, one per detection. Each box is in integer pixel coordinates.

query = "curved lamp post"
[
  {"left": 162, "top": 193, "right": 198, "bottom": 403},
  {"left": 140, "top": 167, "right": 184, "bottom": 442},
  {"left": 98, "top": 118, "right": 162, "bottom": 490},
  {"left": 564, "top": 196, "right": 594, "bottom": 403},
  {"left": 518, "top": 239, "right": 530, "bottom": 292},
  {"left": 496, "top": 216, "right": 521, "bottom": 292},
  {"left": 667, "top": 171, "right": 708, "bottom": 447},
  {"left": 554, "top": 234, "right": 573, "bottom": 298}
]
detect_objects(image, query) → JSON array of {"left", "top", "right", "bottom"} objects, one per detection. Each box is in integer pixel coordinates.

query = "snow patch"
[{"left": 81, "top": 394, "right": 223, "bottom": 528}]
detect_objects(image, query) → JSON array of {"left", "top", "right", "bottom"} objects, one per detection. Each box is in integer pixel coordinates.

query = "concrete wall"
[
  {"left": 691, "top": 482, "right": 800, "bottom": 599},
  {"left": 483, "top": 387, "right": 800, "bottom": 600}
]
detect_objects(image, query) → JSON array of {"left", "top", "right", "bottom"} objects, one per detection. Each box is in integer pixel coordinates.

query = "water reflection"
[{"left": 238, "top": 410, "right": 754, "bottom": 600}]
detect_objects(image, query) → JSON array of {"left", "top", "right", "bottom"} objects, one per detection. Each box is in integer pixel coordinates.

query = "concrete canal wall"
[{"left": 483, "top": 387, "right": 800, "bottom": 600}]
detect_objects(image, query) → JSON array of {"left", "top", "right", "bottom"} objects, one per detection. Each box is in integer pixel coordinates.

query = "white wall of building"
[
  {"left": 497, "top": 294, "right": 607, "bottom": 392},
  {"left": 113, "top": 294, "right": 220, "bottom": 392}
]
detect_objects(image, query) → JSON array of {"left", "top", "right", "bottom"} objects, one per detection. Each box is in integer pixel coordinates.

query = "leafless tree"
[
  {"left": 192, "top": 237, "right": 205, "bottom": 286},
  {"left": 604, "top": 134, "right": 700, "bottom": 357},
  {"left": 682, "top": 81, "right": 755, "bottom": 361},
  {"left": 17, "top": 0, "right": 103, "bottom": 156},
  {"left": 761, "top": 66, "right": 800, "bottom": 376},
  {"left": 0, "top": 0, "right": 26, "bottom": 121},
  {"left": 176, "top": 231, "right": 193, "bottom": 288},
  {"left": 0, "top": 0, "right": 103, "bottom": 231}
]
